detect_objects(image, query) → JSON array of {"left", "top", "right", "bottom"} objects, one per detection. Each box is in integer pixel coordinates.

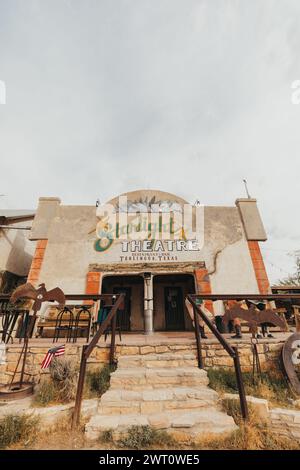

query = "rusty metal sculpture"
[
  {"left": 223, "top": 303, "right": 287, "bottom": 382},
  {"left": 222, "top": 304, "right": 286, "bottom": 336},
  {"left": 282, "top": 332, "right": 300, "bottom": 395},
  {"left": 0, "top": 282, "right": 65, "bottom": 399}
]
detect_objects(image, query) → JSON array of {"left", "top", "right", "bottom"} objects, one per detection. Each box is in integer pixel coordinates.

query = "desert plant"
[
  {"left": 50, "top": 357, "right": 77, "bottom": 402},
  {"left": 33, "top": 379, "right": 58, "bottom": 406},
  {"left": 86, "top": 364, "right": 116, "bottom": 397},
  {"left": 0, "top": 413, "right": 39, "bottom": 449},
  {"left": 117, "top": 425, "right": 174, "bottom": 449},
  {"left": 100, "top": 429, "right": 114, "bottom": 443}
]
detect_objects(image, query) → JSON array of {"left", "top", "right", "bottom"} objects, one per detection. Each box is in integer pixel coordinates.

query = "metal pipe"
[
  {"left": 187, "top": 295, "right": 236, "bottom": 356},
  {"left": 72, "top": 344, "right": 88, "bottom": 429},
  {"left": 193, "top": 305, "right": 203, "bottom": 369},
  {"left": 71, "top": 294, "right": 124, "bottom": 428},
  {"left": 2, "top": 293, "right": 300, "bottom": 301},
  {"left": 110, "top": 310, "right": 117, "bottom": 365},
  {"left": 187, "top": 295, "right": 249, "bottom": 421},
  {"left": 232, "top": 346, "right": 249, "bottom": 421}
]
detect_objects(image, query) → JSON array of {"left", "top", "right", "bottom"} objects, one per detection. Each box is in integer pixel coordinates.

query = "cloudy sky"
[{"left": 0, "top": 0, "right": 300, "bottom": 283}]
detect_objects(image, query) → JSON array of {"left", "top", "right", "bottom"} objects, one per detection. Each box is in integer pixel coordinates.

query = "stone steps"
[
  {"left": 84, "top": 350, "right": 238, "bottom": 442},
  {"left": 117, "top": 353, "right": 198, "bottom": 368},
  {"left": 110, "top": 366, "right": 209, "bottom": 389},
  {"left": 98, "top": 386, "right": 218, "bottom": 415},
  {"left": 85, "top": 408, "right": 237, "bottom": 441}
]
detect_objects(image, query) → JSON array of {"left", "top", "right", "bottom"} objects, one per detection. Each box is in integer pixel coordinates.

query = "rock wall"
[
  {"left": 224, "top": 393, "right": 300, "bottom": 443},
  {"left": 0, "top": 338, "right": 285, "bottom": 385}
]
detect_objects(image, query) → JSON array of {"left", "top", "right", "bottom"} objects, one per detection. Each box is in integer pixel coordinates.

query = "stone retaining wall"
[
  {"left": 270, "top": 408, "right": 300, "bottom": 441},
  {"left": 0, "top": 338, "right": 285, "bottom": 385},
  {"left": 224, "top": 393, "right": 300, "bottom": 443}
]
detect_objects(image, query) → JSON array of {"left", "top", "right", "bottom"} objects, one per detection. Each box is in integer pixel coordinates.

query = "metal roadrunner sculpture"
[{"left": 0, "top": 282, "right": 65, "bottom": 398}]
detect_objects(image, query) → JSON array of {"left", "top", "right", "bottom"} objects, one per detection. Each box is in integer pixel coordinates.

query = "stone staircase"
[{"left": 85, "top": 351, "right": 237, "bottom": 442}]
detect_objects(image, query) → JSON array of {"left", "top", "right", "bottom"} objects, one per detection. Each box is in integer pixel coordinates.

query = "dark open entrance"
[
  {"left": 153, "top": 274, "right": 195, "bottom": 331},
  {"left": 164, "top": 286, "right": 184, "bottom": 330},
  {"left": 101, "top": 275, "right": 144, "bottom": 332}
]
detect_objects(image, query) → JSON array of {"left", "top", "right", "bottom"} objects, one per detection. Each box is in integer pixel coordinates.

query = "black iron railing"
[
  {"left": 187, "top": 293, "right": 300, "bottom": 421},
  {"left": 1, "top": 293, "right": 125, "bottom": 426}
]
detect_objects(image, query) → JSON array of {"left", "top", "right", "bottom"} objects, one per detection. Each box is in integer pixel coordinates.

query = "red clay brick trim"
[
  {"left": 85, "top": 272, "right": 101, "bottom": 305},
  {"left": 27, "top": 240, "right": 48, "bottom": 286},
  {"left": 248, "top": 241, "right": 270, "bottom": 294},
  {"left": 194, "top": 268, "right": 213, "bottom": 313}
]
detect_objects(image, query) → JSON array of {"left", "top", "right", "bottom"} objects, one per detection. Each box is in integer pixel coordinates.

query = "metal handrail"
[
  {"left": 187, "top": 294, "right": 249, "bottom": 420},
  {"left": 187, "top": 292, "right": 300, "bottom": 420},
  {"left": 72, "top": 293, "right": 125, "bottom": 428}
]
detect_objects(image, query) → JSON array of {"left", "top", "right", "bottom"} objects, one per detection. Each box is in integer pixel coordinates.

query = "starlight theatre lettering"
[{"left": 94, "top": 195, "right": 205, "bottom": 264}]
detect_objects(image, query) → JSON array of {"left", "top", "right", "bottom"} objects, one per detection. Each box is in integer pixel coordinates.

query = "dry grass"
[
  {"left": 0, "top": 414, "right": 39, "bottom": 449},
  {"left": 33, "top": 357, "right": 77, "bottom": 406},
  {"left": 16, "top": 416, "right": 86, "bottom": 450},
  {"left": 194, "top": 400, "right": 299, "bottom": 450},
  {"left": 50, "top": 357, "right": 77, "bottom": 402},
  {"left": 207, "top": 367, "right": 297, "bottom": 408},
  {"left": 100, "top": 425, "right": 176, "bottom": 450}
]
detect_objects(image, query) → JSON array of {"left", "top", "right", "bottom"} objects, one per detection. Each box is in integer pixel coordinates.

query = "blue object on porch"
[{"left": 95, "top": 304, "right": 122, "bottom": 341}]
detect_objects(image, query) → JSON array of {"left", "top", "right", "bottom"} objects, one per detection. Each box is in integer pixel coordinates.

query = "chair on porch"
[
  {"left": 71, "top": 305, "right": 92, "bottom": 343},
  {"left": 93, "top": 301, "right": 122, "bottom": 341},
  {"left": 53, "top": 306, "right": 74, "bottom": 343}
]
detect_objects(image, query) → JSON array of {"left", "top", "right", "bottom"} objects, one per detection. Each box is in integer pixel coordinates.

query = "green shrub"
[
  {"left": 0, "top": 414, "right": 39, "bottom": 449},
  {"left": 100, "top": 429, "right": 114, "bottom": 443},
  {"left": 86, "top": 364, "right": 116, "bottom": 397},
  {"left": 117, "top": 425, "right": 174, "bottom": 449}
]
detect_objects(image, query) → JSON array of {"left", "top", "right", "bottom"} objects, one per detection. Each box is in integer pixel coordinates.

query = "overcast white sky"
[{"left": 0, "top": 0, "right": 300, "bottom": 283}]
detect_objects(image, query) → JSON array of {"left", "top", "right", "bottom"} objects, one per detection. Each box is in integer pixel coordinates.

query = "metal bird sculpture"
[
  {"left": 222, "top": 304, "right": 286, "bottom": 336},
  {"left": 8, "top": 282, "right": 65, "bottom": 390},
  {"left": 11, "top": 282, "right": 65, "bottom": 313}
]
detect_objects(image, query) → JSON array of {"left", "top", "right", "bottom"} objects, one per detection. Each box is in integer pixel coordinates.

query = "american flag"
[{"left": 41, "top": 344, "right": 65, "bottom": 369}]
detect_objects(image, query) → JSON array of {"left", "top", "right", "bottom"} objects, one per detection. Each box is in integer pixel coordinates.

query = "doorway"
[
  {"left": 101, "top": 275, "right": 144, "bottom": 331},
  {"left": 113, "top": 286, "right": 131, "bottom": 331},
  {"left": 164, "top": 286, "right": 185, "bottom": 330},
  {"left": 153, "top": 274, "right": 195, "bottom": 331}
]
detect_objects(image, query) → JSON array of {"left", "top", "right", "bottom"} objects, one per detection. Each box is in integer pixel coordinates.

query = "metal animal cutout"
[
  {"left": 10, "top": 282, "right": 65, "bottom": 313},
  {"left": 8, "top": 282, "right": 65, "bottom": 390},
  {"left": 222, "top": 304, "right": 286, "bottom": 336}
]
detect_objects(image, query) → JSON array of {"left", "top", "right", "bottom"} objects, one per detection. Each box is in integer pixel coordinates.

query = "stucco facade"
[{"left": 27, "top": 190, "right": 270, "bottom": 333}]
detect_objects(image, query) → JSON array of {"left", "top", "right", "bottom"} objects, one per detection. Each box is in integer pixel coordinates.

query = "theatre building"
[{"left": 27, "top": 190, "right": 270, "bottom": 334}]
